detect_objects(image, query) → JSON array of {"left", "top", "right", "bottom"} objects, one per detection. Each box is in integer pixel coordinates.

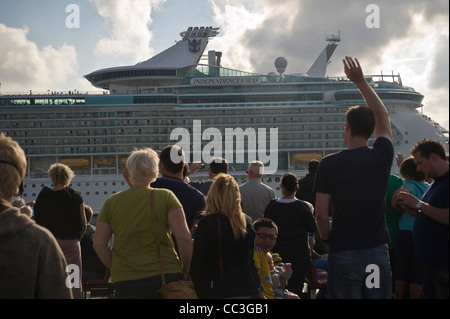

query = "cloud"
[
  {"left": 0, "top": 23, "right": 77, "bottom": 92},
  {"left": 208, "top": 0, "right": 301, "bottom": 73},
  {"left": 206, "top": 0, "right": 449, "bottom": 129},
  {"left": 377, "top": 9, "right": 449, "bottom": 130},
  {"left": 92, "top": 0, "right": 166, "bottom": 62}
]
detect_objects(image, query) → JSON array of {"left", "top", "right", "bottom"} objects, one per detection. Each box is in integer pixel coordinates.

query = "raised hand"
[{"left": 343, "top": 56, "right": 365, "bottom": 84}]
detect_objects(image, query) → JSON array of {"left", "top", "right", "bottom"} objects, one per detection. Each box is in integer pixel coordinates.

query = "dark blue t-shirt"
[
  {"left": 189, "top": 181, "right": 212, "bottom": 196},
  {"left": 151, "top": 177, "right": 206, "bottom": 232},
  {"left": 314, "top": 137, "right": 394, "bottom": 253},
  {"left": 413, "top": 171, "right": 449, "bottom": 267}
]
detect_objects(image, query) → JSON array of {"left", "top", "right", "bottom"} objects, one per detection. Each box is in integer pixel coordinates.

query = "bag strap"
[
  {"left": 265, "top": 199, "right": 277, "bottom": 219},
  {"left": 150, "top": 189, "right": 167, "bottom": 286},
  {"left": 217, "top": 215, "right": 223, "bottom": 298}
]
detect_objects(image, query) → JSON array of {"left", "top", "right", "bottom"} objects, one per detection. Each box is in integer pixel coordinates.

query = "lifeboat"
[
  {"left": 120, "top": 157, "right": 128, "bottom": 167},
  {"left": 60, "top": 158, "right": 90, "bottom": 168},
  {"left": 95, "top": 159, "right": 113, "bottom": 166},
  {"left": 292, "top": 153, "right": 322, "bottom": 163}
]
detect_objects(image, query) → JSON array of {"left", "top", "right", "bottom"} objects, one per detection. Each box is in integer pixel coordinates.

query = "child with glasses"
[{"left": 253, "top": 218, "right": 279, "bottom": 299}]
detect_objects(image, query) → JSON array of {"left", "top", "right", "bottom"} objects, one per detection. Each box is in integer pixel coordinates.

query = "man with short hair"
[
  {"left": 240, "top": 161, "right": 276, "bottom": 221},
  {"left": 151, "top": 145, "right": 206, "bottom": 235},
  {"left": 396, "top": 138, "right": 449, "bottom": 299},
  {"left": 314, "top": 57, "right": 394, "bottom": 299},
  {"left": 189, "top": 157, "right": 229, "bottom": 195}
]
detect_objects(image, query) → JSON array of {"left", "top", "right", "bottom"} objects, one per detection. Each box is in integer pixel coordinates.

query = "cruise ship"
[{"left": 1, "top": 26, "right": 448, "bottom": 214}]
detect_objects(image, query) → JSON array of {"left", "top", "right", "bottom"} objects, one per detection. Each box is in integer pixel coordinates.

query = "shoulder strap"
[{"left": 150, "top": 189, "right": 166, "bottom": 286}]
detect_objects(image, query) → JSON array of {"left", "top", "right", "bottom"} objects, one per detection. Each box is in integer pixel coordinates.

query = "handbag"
[
  {"left": 149, "top": 190, "right": 198, "bottom": 299},
  {"left": 158, "top": 279, "right": 197, "bottom": 299}
]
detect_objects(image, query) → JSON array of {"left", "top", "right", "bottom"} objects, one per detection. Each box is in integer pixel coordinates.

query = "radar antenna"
[{"left": 326, "top": 30, "right": 341, "bottom": 44}]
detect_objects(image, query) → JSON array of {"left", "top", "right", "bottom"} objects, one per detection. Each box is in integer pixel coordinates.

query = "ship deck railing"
[{"left": 0, "top": 90, "right": 106, "bottom": 97}]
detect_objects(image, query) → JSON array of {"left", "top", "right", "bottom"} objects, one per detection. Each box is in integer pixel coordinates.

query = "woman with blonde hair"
[
  {"left": 34, "top": 162, "right": 87, "bottom": 298},
  {"left": 190, "top": 173, "right": 262, "bottom": 298},
  {"left": 93, "top": 147, "right": 193, "bottom": 299}
]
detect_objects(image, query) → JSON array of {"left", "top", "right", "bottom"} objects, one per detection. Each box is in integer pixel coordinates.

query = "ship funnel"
[
  {"left": 208, "top": 50, "right": 217, "bottom": 66},
  {"left": 208, "top": 50, "right": 222, "bottom": 67}
]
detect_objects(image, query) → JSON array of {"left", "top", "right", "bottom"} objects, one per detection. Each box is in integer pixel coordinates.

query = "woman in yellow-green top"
[{"left": 93, "top": 148, "right": 193, "bottom": 299}]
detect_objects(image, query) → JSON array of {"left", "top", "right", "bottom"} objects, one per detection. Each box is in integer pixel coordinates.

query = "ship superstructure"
[{"left": 1, "top": 27, "right": 448, "bottom": 213}]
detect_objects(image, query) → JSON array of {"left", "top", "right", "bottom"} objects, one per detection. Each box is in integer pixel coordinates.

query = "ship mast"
[{"left": 306, "top": 31, "right": 341, "bottom": 78}]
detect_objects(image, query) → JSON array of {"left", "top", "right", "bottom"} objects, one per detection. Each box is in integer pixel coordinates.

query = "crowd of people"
[{"left": 0, "top": 57, "right": 448, "bottom": 299}]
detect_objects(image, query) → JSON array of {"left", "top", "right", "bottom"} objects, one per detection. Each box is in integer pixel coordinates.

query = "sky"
[{"left": 0, "top": 0, "right": 448, "bottom": 130}]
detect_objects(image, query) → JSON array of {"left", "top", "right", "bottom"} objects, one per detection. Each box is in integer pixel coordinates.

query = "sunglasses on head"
[{"left": 0, "top": 159, "right": 25, "bottom": 196}]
